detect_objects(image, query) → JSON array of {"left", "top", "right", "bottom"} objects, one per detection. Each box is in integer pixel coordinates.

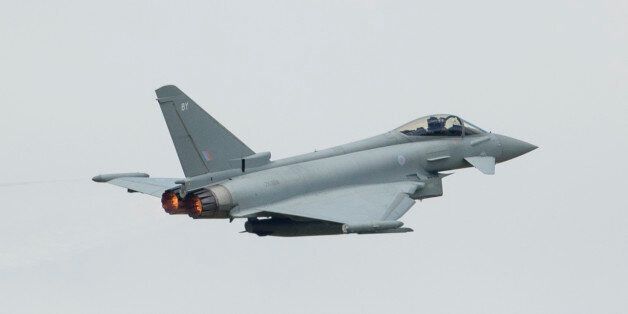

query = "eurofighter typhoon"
[{"left": 94, "top": 85, "right": 537, "bottom": 237}]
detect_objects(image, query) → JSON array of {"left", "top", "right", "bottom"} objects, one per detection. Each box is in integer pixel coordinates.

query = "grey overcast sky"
[{"left": 1, "top": 1, "right": 627, "bottom": 313}]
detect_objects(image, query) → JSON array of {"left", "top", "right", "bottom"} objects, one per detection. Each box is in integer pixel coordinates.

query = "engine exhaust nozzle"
[
  {"left": 161, "top": 192, "right": 186, "bottom": 214},
  {"left": 185, "top": 195, "right": 204, "bottom": 218}
]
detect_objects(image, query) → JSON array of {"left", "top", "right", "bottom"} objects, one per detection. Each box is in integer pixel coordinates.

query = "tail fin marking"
[{"left": 156, "top": 85, "right": 254, "bottom": 177}]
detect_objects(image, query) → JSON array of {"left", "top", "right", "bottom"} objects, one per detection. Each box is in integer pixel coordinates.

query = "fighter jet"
[{"left": 93, "top": 85, "right": 537, "bottom": 237}]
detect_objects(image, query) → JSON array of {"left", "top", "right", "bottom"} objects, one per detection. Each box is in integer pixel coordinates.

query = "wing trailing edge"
[{"left": 92, "top": 173, "right": 181, "bottom": 197}]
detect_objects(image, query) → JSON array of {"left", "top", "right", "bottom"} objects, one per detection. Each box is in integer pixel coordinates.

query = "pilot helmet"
[{"left": 427, "top": 116, "right": 443, "bottom": 129}]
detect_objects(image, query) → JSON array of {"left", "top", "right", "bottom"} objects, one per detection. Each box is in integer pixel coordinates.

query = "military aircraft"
[{"left": 93, "top": 85, "right": 537, "bottom": 237}]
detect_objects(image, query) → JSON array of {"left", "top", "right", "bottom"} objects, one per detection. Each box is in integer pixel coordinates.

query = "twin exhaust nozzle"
[
  {"left": 161, "top": 192, "right": 206, "bottom": 218},
  {"left": 161, "top": 192, "right": 195, "bottom": 216},
  {"left": 161, "top": 186, "right": 232, "bottom": 219}
]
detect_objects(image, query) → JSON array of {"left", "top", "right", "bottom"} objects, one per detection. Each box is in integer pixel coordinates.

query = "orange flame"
[
  {"left": 186, "top": 196, "right": 203, "bottom": 218},
  {"left": 161, "top": 192, "right": 184, "bottom": 214}
]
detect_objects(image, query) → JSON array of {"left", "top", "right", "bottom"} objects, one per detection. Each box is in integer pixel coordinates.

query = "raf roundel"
[{"left": 397, "top": 155, "right": 406, "bottom": 166}]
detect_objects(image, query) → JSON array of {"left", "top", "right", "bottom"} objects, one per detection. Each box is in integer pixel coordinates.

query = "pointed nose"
[{"left": 495, "top": 134, "right": 538, "bottom": 162}]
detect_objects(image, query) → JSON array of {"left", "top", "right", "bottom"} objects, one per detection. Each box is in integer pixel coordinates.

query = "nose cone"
[{"left": 495, "top": 134, "right": 538, "bottom": 162}]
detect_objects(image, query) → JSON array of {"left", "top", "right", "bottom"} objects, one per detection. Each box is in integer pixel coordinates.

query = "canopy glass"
[{"left": 395, "top": 114, "right": 486, "bottom": 137}]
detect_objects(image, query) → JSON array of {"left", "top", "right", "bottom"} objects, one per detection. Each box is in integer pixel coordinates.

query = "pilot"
[
  {"left": 447, "top": 117, "right": 463, "bottom": 136},
  {"left": 427, "top": 116, "right": 445, "bottom": 134},
  {"left": 449, "top": 123, "right": 463, "bottom": 136}
]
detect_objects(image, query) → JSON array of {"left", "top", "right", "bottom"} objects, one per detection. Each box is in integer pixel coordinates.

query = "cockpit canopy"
[{"left": 395, "top": 114, "right": 486, "bottom": 137}]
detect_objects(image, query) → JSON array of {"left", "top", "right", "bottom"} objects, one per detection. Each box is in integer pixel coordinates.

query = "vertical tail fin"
[{"left": 155, "top": 85, "right": 255, "bottom": 177}]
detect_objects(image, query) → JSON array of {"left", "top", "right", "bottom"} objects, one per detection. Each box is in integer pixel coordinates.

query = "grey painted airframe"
[{"left": 93, "top": 85, "right": 537, "bottom": 237}]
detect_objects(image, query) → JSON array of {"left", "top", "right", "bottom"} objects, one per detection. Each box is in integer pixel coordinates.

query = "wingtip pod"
[{"left": 92, "top": 172, "right": 149, "bottom": 183}]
